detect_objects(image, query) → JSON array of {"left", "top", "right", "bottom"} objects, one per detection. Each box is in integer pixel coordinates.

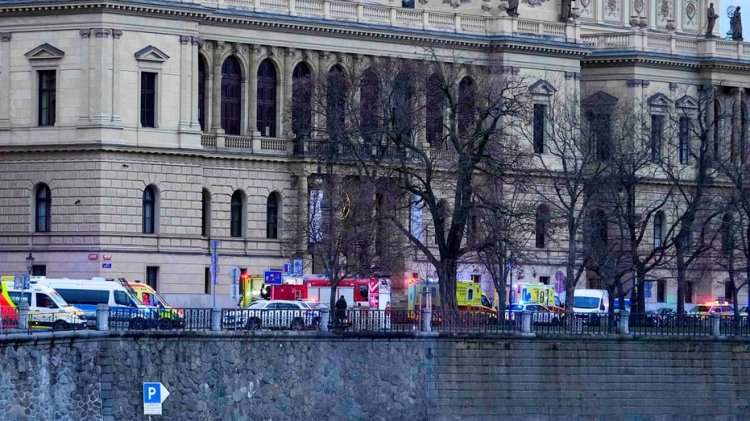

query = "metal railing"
[
  {"left": 109, "top": 308, "right": 201, "bottom": 331},
  {"left": 221, "top": 308, "right": 320, "bottom": 331},
  {"left": 628, "top": 314, "right": 713, "bottom": 336}
]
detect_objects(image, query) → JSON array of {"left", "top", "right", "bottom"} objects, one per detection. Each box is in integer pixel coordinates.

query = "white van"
[
  {"left": 573, "top": 289, "right": 609, "bottom": 314},
  {"left": 3, "top": 282, "right": 87, "bottom": 330},
  {"left": 34, "top": 277, "right": 150, "bottom": 328}
]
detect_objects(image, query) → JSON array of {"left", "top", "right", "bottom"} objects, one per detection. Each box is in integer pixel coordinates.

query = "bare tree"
[
  {"left": 295, "top": 54, "right": 531, "bottom": 309},
  {"left": 524, "top": 92, "right": 607, "bottom": 317}
]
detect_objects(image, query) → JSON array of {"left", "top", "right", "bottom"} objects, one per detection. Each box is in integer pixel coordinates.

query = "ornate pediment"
[
  {"left": 529, "top": 79, "right": 557, "bottom": 95},
  {"left": 675, "top": 95, "right": 699, "bottom": 109},
  {"left": 647, "top": 93, "right": 672, "bottom": 107},
  {"left": 24, "top": 43, "right": 64, "bottom": 60},
  {"left": 134, "top": 45, "right": 170, "bottom": 62},
  {"left": 582, "top": 91, "right": 619, "bottom": 107}
]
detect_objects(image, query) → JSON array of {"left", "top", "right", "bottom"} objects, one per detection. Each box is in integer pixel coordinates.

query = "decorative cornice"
[
  {"left": 79, "top": 29, "right": 91, "bottom": 38},
  {"left": 0, "top": 33, "right": 10, "bottom": 42},
  {"left": 94, "top": 28, "right": 112, "bottom": 38},
  {"left": 112, "top": 29, "right": 123, "bottom": 39},
  {"left": 180, "top": 35, "right": 192, "bottom": 45}
]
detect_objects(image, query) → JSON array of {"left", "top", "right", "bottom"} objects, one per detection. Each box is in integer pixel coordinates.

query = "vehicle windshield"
[
  {"left": 297, "top": 302, "right": 311, "bottom": 309},
  {"left": 480, "top": 295, "right": 492, "bottom": 308},
  {"left": 573, "top": 296, "right": 600, "bottom": 309},
  {"left": 690, "top": 305, "right": 710, "bottom": 313},
  {"left": 48, "top": 290, "right": 68, "bottom": 307},
  {"left": 508, "top": 304, "right": 524, "bottom": 311}
]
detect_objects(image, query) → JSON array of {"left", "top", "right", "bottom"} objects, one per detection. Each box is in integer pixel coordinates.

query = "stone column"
[
  {"left": 111, "top": 29, "right": 122, "bottom": 123},
  {"left": 241, "top": 76, "right": 249, "bottom": 135},
  {"left": 91, "top": 28, "right": 114, "bottom": 123},
  {"left": 96, "top": 304, "right": 109, "bottom": 331},
  {"left": 296, "top": 171, "right": 309, "bottom": 256},
  {"left": 674, "top": 0, "right": 683, "bottom": 30},
  {"left": 211, "top": 41, "right": 225, "bottom": 133},
  {"left": 621, "top": 0, "right": 631, "bottom": 26},
  {"left": 191, "top": 37, "right": 202, "bottom": 129},
  {"left": 732, "top": 87, "right": 742, "bottom": 161},
  {"left": 0, "top": 33, "right": 11, "bottom": 129},
  {"left": 248, "top": 45, "right": 260, "bottom": 136},
  {"left": 282, "top": 48, "right": 296, "bottom": 138},
  {"left": 179, "top": 35, "right": 193, "bottom": 131}
]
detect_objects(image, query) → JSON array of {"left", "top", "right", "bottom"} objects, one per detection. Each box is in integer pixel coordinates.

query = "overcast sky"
[{"left": 719, "top": 2, "right": 749, "bottom": 38}]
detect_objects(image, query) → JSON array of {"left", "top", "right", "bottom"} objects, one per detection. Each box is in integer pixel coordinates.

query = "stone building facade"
[{"left": 0, "top": 0, "right": 748, "bottom": 308}]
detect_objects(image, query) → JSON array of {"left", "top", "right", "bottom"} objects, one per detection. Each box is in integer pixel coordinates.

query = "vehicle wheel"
[
  {"left": 246, "top": 318, "right": 261, "bottom": 331},
  {"left": 551, "top": 317, "right": 561, "bottom": 326},
  {"left": 291, "top": 318, "right": 305, "bottom": 331},
  {"left": 158, "top": 319, "right": 174, "bottom": 330},
  {"left": 129, "top": 318, "right": 146, "bottom": 330},
  {"left": 52, "top": 320, "right": 69, "bottom": 331}
]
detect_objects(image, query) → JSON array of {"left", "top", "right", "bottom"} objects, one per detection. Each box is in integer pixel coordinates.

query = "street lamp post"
[{"left": 25, "top": 252, "right": 34, "bottom": 276}]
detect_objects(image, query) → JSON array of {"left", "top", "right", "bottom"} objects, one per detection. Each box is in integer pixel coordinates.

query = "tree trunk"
[
  {"left": 564, "top": 227, "right": 577, "bottom": 319},
  {"left": 636, "top": 268, "right": 646, "bottom": 317},
  {"left": 676, "top": 248, "right": 686, "bottom": 315},
  {"left": 438, "top": 260, "right": 458, "bottom": 310}
]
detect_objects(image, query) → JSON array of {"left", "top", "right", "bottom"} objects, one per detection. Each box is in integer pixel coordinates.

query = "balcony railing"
[
  {"left": 582, "top": 32, "right": 750, "bottom": 60},
  {"left": 190, "top": 0, "right": 583, "bottom": 41}
]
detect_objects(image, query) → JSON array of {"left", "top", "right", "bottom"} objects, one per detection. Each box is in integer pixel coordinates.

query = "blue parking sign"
[{"left": 143, "top": 383, "right": 161, "bottom": 404}]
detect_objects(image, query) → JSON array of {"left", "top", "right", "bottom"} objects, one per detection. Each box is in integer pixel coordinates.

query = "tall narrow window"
[
  {"left": 198, "top": 57, "right": 207, "bottom": 132},
  {"left": 653, "top": 212, "right": 664, "bottom": 248},
  {"left": 256, "top": 59, "right": 277, "bottom": 137},
  {"left": 140, "top": 72, "right": 157, "bottom": 128},
  {"left": 221, "top": 57, "right": 242, "bottom": 135},
  {"left": 201, "top": 189, "right": 211, "bottom": 237},
  {"left": 360, "top": 68, "right": 381, "bottom": 145},
  {"left": 204, "top": 267, "right": 212, "bottom": 294},
  {"left": 724, "top": 281, "right": 733, "bottom": 302},
  {"left": 533, "top": 104, "right": 546, "bottom": 154},
  {"left": 713, "top": 100, "right": 721, "bottom": 158},
  {"left": 657, "top": 279, "right": 666, "bottom": 303},
  {"left": 142, "top": 186, "right": 156, "bottom": 234},
  {"left": 535, "top": 205, "right": 549, "bottom": 248},
  {"left": 426, "top": 73, "right": 444, "bottom": 146},
  {"left": 266, "top": 192, "right": 279, "bottom": 239},
  {"left": 589, "top": 113, "right": 611, "bottom": 161},
  {"left": 685, "top": 282, "right": 694, "bottom": 304},
  {"left": 38, "top": 70, "right": 56, "bottom": 126},
  {"left": 721, "top": 212, "right": 734, "bottom": 254},
  {"left": 292, "top": 63, "right": 312, "bottom": 139},
  {"left": 679, "top": 116, "right": 691, "bottom": 164},
  {"left": 230, "top": 190, "right": 244, "bottom": 238},
  {"left": 741, "top": 104, "right": 748, "bottom": 160},
  {"left": 35, "top": 184, "right": 51, "bottom": 233},
  {"left": 650, "top": 114, "right": 663, "bottom": 162},
  {"left": 32, "top": 265, "right": 46, "bottom": 276},
  {"left": 146, "top": 266, "right": 159, "bottom": 290},
  {"left": 392, "top": 71, "right": 413, "bottom": 142},
  {"left": 327, "top": 66, "right": 347, "bottom": 143},
  {"left": 457, "top": 77, "right": 475, "bottom": 136}
]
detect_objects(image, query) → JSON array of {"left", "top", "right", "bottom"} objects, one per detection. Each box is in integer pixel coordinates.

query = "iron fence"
[
  {"left": 342, "top": 309, "right": 422, "bottom": 332},
  {"left": 720, "top": 316, "right": 750, "bottom": 336},
  {"left": 431, "top": 310, "right": 520, "bottom": 333},
  {"left": 109, "top": 307, "right": 197, "bottom": 331},
  {"left": 532, "top": 313, "right": 619, "bottom": 335},
  {"left": 221, "top": 308, "right": 320, "bottom": 331},
  {"left": 628, "top": 313, "right": 713, "bottom": 336}
]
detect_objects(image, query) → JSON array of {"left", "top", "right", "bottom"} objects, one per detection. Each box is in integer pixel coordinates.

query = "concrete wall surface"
[{"left": 0, "top": 331, "right": 749, "bottom": 420}]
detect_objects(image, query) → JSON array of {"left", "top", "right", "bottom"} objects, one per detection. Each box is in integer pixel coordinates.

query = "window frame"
[
  {"left": 266, "top": 192, "right": 280, "bottom": 239},
  {"left": 535, "top": 205, "right": 549, "bottom": 249},
  {"left": 142, "top": 185, "right": 157, "bottom": 234},
  {"left": 201, "top": 189, "right": 211, "bottom": 237},
  {"left": 678, "top": 116, "right": 692, "bottom": 164},
  {"left": 35, "top": 183, "right": 51, "bottom": 233},
  {"left": 221, "top": 56, "right": 243, "bottom": 136},
  {"left": 533, "top": 103, "right": 547, "bottom": 154},
  {"left": 256, "top": 59, "right": 278, "bottom": 137},
  {"left": 653, "top": 212, "right": 664, "bottom": 249},
  {"left": 650, "top": 114, "right": 664, "bottom": 162},
  {"left": 146, "top": 266, "right": 159, "bottom": 291},
  {"left": 140, "top": 71, "right": 158, "bottom": 128},
  {"left": 37, "top": 69, "right": 57, "bottom": 127},
  {"left": 230, "top": 190, "right": 245, "bottom": 238}
]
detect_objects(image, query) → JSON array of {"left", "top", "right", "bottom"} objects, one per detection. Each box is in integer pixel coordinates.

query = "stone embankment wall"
[{"left": 1, "top": 331, "right": 749, "bottom": 420}]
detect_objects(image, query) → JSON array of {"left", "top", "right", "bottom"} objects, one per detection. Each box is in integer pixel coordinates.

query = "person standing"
[
  {"left": 705, "top": 3, "right": 719, "bottom": 38},
  {"left": 335, "top": 295, "right": 348, "bottom": 325}
]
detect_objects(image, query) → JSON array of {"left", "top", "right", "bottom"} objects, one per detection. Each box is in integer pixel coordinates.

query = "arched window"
[
  {"left": 535, "top": 205, "right": 549, "bottom": 249},
  {"left": 230, "top": 190, "right": 244, "bottom": 238},
  {"left": 360, "top": 68, "right": 381, "bottom": 144},
  {"left": 391, "top": 71, "right": 413, "bottom": 141},
  {"left": 426, "top": 73, "right": 444, "bottom": 146},
  {"left": 266, "top": 192, "right": 280, "bottom": 239},
  {"left": 257, "top": 59, "right": 277, "bottom": 137},
  {"left": 221, "top": 56, "right": 242, "bottom": 135},
  {"left": 198, "top": 56, "right": 207, "bottom": 132},
  {"left": 292, "top": 63, "right": 312, "bottom": 139},
  {"left": 35, "top": 183, "right": 51, "bottom": 233},
  {"left": 327, "top": 65, "right": 347, "bottom": 142},
  {"left": 201, "top": 189, "right": 211, "bottom": 237},
  {"left": 458, "top": 77, "right": 476, "bottom": 135},
  {"left": 143, "top": 185, "right": 157, "bottom": 234},
  {"left": 653, "top": 212, "right": 664, "bottom": 248}
]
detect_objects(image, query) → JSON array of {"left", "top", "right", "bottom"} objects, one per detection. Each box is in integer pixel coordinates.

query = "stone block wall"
[{"left": 1, "top": 332, "right": 750, "bottom": 420}]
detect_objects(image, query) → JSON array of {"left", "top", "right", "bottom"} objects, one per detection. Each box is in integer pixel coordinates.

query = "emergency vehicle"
[
  {"left": 127, "top": 280, "right": 185, "bottom": 328},
  {"left": 408, "top": 279, "right": 494, "bottom": 314},
  {"left": 0, "top": 276, "right": 20, "bottom": 328},
  {"left": 0, "top": 276, "right": 86, "bottom": 330},
  {"left": 513, "top": 283, "right": 564, "bottom": 314}
]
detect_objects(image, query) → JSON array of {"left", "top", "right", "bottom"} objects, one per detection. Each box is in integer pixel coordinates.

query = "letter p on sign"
[{"left": 143, "top": 382, "right": 170, "bottom": 415}]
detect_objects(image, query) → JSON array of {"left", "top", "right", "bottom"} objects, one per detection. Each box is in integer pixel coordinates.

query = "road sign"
[
  {"left": 88, "top": 253, "right": 99, "bottom": 261},
  {"left": 103, "top": 254, "right": 112, "bottom": 261},
  {"left": 293, "top": 259, "right": 303, "bottom": 276},
  {"left": 645, "top": 281, "right": 653, "bottom": 299},
  {"left": 143, "top": 382, "right": 170, "bottom": 415},
  {"left": 102, "top": 262, "right": 112, "bottom": 269},
  {"left": 264, "top": 270, "right": 282, "bottom": 285},
  {"left": 22, "top": 275, "right": 29, "bottom": 290},
  {"left": 210, "top": 240, "right": 220, "bottom": 285},
  {"left": 13, "top": 274, "right": 23, "bottom": 289},
  {"left": 283, "top": 263, "right": 291, "bottom": 275},
  {"left": 229, "top": 266, "right": 240, "bottom": 301}
]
